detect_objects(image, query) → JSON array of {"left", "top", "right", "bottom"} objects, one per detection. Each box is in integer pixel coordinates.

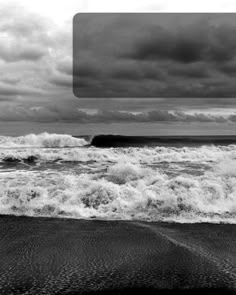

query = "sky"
[{"left": 1, "top": 0, "right": 236, "bottom": 135}]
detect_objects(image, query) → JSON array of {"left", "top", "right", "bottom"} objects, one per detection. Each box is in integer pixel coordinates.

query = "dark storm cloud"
[
  {"left": 110, "top": 61, "right": 165, "bottom": 81},
  {"left": 74, "top": 64, "right": 100, "bottom": 78},
  {"left": 167, "top": 63, "right": 210, "bottom": 78},
  {"left": 219, "top": 61, "right": 236, "bottom": 76},
  {"left": 127, "top": 23, "right": 236, "bottom": 64},
  {"left": 111, "top": 67, "right": 144, "bottom": 80},
  {"left": 73, "top": 13, "right": 236, "bottom": 98},
  {"left": 126, "top": 28, "right": 205, "bottom": 63}
]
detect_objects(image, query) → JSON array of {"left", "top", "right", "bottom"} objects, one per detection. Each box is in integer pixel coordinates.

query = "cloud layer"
[
  {"left": 1, "top": 4, "right": 236, "bottom": 126},
  {"left": 74, "top": 13, "right": 236, "bottom": 98},
  {"left": 0, "top": 103, "right": 234, "bottom": 124}
]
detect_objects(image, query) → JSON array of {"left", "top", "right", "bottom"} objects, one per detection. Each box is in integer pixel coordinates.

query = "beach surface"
[{"left": 0, "top": 216, "right": 236, "bottom": 294}]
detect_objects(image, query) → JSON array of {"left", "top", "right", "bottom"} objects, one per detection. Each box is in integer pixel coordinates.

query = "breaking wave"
[
  {"left": 0, "top": 160, "right": 236, "bottom": 223},
  {"left": 0, "top": 132, "right": 89, "bottom": 148}
]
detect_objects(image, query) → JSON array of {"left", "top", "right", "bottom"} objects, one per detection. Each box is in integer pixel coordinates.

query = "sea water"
[{"left": 0, "top": 132, "right": 235, "bottom": 223}]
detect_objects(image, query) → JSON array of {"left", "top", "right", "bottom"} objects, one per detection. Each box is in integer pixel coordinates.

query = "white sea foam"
[
  {"left": 0, "top": 161, "right": 235, "bottom": 223},
  {"left": 0, "top": 144, "right": 236, "bottom": 164},
  {"left": 214, "top": 159, "right": 236, "bottom": 177}
]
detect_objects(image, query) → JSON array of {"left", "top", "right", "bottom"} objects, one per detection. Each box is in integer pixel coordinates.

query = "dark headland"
[
  {"left": 0, "top": 215, "right": 236, "bottom": 294},
  {"left": 90, "top": 135, "right": 236, "bottom": 148}
]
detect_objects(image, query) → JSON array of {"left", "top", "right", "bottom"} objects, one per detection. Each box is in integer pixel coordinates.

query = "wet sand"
[{"left": 0, "top": 215, "right": 236, "bottom": 294}]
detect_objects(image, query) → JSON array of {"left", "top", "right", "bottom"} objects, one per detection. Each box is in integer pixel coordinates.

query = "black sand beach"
[{"left": 0, "top": 216, "right": 235, "bottom": 294}]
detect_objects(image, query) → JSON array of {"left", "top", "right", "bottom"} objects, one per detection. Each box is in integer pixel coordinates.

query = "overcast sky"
[{"left": 1, "top": 0, "right": 236, "bottom": 132}]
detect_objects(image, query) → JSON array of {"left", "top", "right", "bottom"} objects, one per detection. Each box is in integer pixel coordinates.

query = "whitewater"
[{"left": 0, "top": 132, "right": 236, "bottom": 223}]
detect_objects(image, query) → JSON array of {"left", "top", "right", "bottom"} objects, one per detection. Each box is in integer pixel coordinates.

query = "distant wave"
[
  {"left": 0, "top": 132, "right": 89, "bottom": 148},
  {"left": 1, "top": 133, "right": 236, "bottom": 150},
  {"left": 91, "top": 134, "right": 236, "bottom": 147},
  {"left": 0, "top": 161, "right": 236, "bottom": 223}
]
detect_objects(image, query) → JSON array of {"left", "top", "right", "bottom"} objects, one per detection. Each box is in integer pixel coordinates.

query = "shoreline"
[{"left": 0, "top": 215, "right": 235, "bottom": 294}]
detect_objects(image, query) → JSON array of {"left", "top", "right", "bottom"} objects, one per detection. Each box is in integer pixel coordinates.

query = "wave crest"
[{"left": 0, "top": 132, "right": 88, "bottom": 148}]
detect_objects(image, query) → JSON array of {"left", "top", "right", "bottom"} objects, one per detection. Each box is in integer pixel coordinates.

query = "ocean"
[
  {"left": 1, "top": 132, "right": 236, "bottom": 294},
  {"left": 0, "top": 132, "right": 236, "bottom": 224}
]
